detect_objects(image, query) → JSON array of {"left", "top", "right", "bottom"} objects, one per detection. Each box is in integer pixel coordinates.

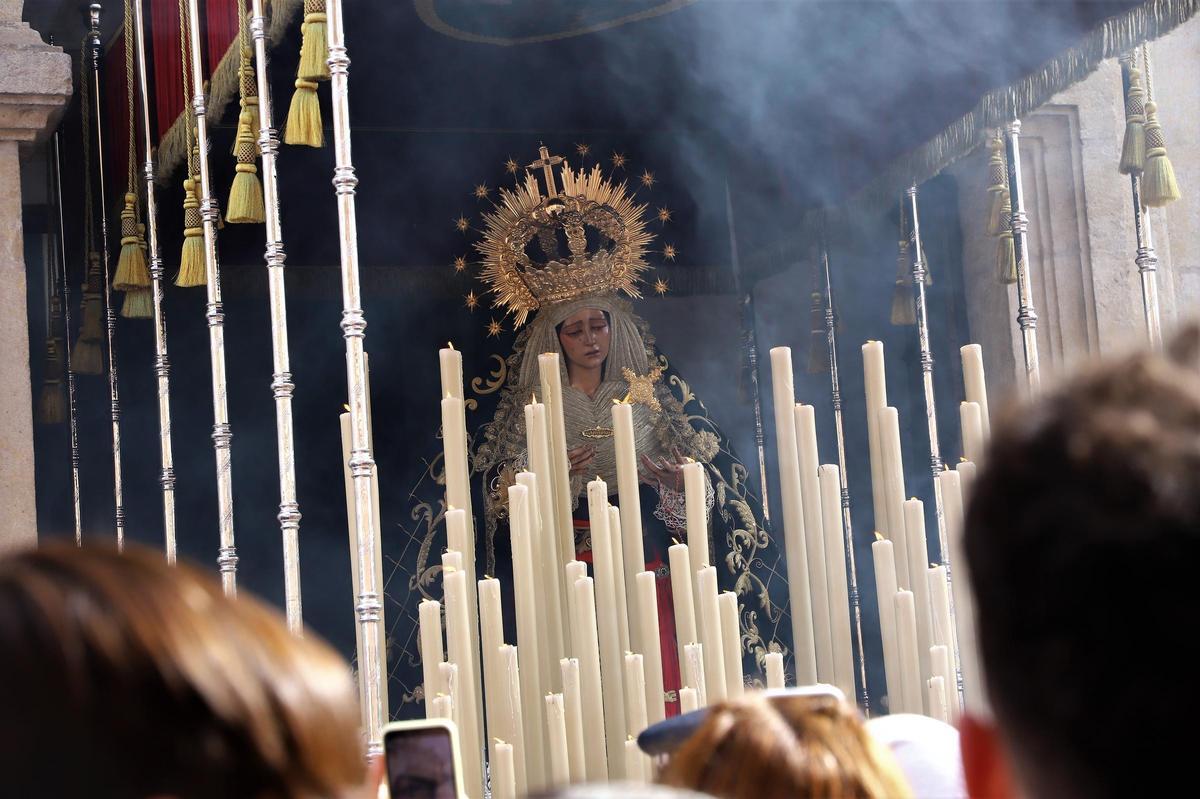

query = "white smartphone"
[{"left": 382, "top": 718, "right": 465, "bottom": 799}]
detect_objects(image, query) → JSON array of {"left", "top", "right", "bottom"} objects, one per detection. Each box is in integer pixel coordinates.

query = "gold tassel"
[
  {"left": 806, "top": 290, "right": 828, "bottom": 374},
  {"left": 74, "top": 255, "right": 105, "bottom": 375},
  {"left": 175, "top": 178, "right": 207, "bottom": 287},
  {"left": 890, "top": 241, "right": 915, "bottom": 326},
  {"left": 121, "top": 287, "right": 154, "bottom": 319},
  {"left": 1119, "top": 66, "right": 1146, "bottom": 175},
  {"left": 284, "top": 79, "right": 323, "bottom": 147},
  {"left": 112, "top": 193, "right": 151, "bottom": 290},
  {"left": 1142, "top": 101, "right": 1180, "bottom": 207},
  {"left": 985, "top": 136, "right": 1008, "bottom": 236},
  {"left": 226, "top": 110, "right": 265, "bottom": 224},
  {"left": 996, "top": 194, "right": 1017, "bottom": 284},
  {"left": 298, "top": 0, "right": 330, "bottom": 81},
  {"left": 36, "top": 338, "right": 66, "bottom": 424}
]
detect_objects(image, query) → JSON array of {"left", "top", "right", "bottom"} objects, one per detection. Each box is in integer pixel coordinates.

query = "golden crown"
[{"left": 474, "top": 146, "right": 654, "bottom": 327}]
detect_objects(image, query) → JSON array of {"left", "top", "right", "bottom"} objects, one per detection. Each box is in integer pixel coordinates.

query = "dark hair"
[
  {"left": 965, "top": 326, "right": 1200, "bottom": 798},
  {"left": 0, "top": 542, "right": 364, "bottom": 799}
]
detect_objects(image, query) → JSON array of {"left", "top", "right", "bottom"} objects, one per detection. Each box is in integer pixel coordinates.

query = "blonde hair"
[
  {"left": 0, "top": 542, "right": 365, "bottom": 799},
  {"left": 660, "top": 693, "right": 912, "bottom": 799}
]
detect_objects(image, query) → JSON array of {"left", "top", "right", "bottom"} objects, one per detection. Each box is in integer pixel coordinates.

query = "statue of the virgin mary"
[{"left": 389, "top": 147, "right": 793, "bottom": 718}]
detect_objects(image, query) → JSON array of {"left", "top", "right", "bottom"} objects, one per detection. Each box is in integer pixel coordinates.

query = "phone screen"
[{"left": 383, "top": 724, "right": 458, "bottom": 799}]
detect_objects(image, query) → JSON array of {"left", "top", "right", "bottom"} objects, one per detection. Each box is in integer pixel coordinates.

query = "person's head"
[
  {"left": 962, "top": 326, "right": 1200, "bottom": 799},
  {"left": 0, "top": 542, "right": 368, "bottom": 799},
  {"left": 556, "top": 307, "right": 611, "bottom": 375},
  {"left": 659, "top": 692, "right": 911, "bottom": 799}
]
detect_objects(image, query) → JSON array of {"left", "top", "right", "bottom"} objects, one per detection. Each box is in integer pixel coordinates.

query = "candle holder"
[
  {"left": 250, "top": 0, "right": 304, "bottom": 632},
  {"left": 325, "top": 0, "right": 387, "bottom": 756},
  {"left": 819, "top": 219, "right": 870, "bottom": 715},
  {"left": 184, "top": 0, "right": 240, "bottom": 591},
  {"left": 1004, "top": 120, "right": 1042, "bottom": 392},
  {"left": 51, "top": 125, "right": 84, "bottom": 545},
  {"left": 85, "top": 4, "right": 127, "bottom": 547},
  {"left": 131, "top": 0, "right": 178, "bottom": 562},
  {"left": 1118, "top": 54, "right": 1163, "bottom": 350}
]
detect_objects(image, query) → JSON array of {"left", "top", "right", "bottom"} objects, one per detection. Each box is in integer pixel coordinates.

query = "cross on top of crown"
[{"left": 527, "top": 144, "right": 564, "bottom": 197}]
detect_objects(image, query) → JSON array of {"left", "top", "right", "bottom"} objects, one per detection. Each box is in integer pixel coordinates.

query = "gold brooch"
[
  {"left": 622, "top": 366, "right": 664, "bottom": 413},
  {"left": 581, "top": 426, "right": 615, "bottom": 440}
]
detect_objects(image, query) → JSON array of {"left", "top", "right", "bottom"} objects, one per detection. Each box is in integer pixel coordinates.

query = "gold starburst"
[
  {"left": 611, "top": 152, "right": 627, "bottom": 169},
  {"left": 504, "top": 157, "right": 518, "bottom": 175},
  {"left": 657, "top": 206, "right": 672, "bottom": 224},
  {"left": 575, "top": 142, "right": 590, "bottom": 158},
  {"left": 663, "top": 244, "right": 677, "bottom": 261},
  {"left": 464, "top": 291, "right": 479, "bottom": 311},
  {"left": 453, "top": 256, "right": 467, "bottom": 273},
  {"left": 455, "top": 215, "right": 470, "bottom": 233},
  {"left": 654, "top": 278, "right": 669, "bottom": 295},
  {"left": 622, "top": 366, "right": 664, "bottom": 413},
  {"left": 640, "top": 170, "right": 656, "bottom": 188},
  {"left": 473, "top": 184, "right": 489, "bottom": 199},
  {"left": 487, "top": 319, "right": 503, "bottom": 338}
]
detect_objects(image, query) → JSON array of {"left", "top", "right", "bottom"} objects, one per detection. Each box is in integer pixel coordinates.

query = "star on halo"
[
  {"left": 464, "top": 291, "right": 479, "bottom": 311},
  {"left": 575, "top": 142, "right": 590, "bottom": 158},
  {"left": 640, "top": 169, "right": 656, "bottom": 188},
  {"left": 657, "top": 206, "right": 672, "bottom": 225},
  {"left": 654, "top": 278, "right": 669, "bottom": 295},
  {"left": 453, "top": 256, "right": 468, "bottom": 273},
  {"left": 473, "top": 184, "right": 489, "bottom": 199},
  {"left": 504, "top": 157, "right": 519, "bottom": 175},
  {"left": 454, "top": 215, "right": 470, "bottom": 233},
  {"left": 611, "top": 152, "right": 627, "bottom": 169},
  {"left": 663, "top": 244, "right": 677, "bottom": 261}
]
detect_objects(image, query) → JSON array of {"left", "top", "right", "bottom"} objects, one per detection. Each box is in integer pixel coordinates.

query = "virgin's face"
[{"left": 558, "top": 308, "right": 611, "bottom": 371}]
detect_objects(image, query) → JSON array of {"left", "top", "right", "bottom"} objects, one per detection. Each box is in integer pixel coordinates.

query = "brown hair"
[
  {"left": 659, "top": 693, "right": 911, "bottom": 799},
  {"left": 0, "top": 542, "right": 365, "bottom": 799},
  {"left": 966, "top": 325, "right": 1200, "bottom": 798}
]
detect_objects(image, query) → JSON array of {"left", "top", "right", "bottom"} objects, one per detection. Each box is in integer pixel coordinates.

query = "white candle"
[
  {"left": 445, "top": 510, "right": 483, "bottom": 749},
  {"left": 613, "top": 401, "right": 646, "bottom": 645},
  {"left": 507, "top": 484, "right": 547, "bottom": 789},
  {"left": 544, "top": 693, "right": 571, "bottom": 787},
  {"left": 878, "top": 407, "right": 910, "bottom": 589},
  {"left": 939, "top": 468, "right": 984, "bottom": 716},
  {"left": 564, "top": 560, "right": 587, "bottom": 659},
  {"left": 679, "top": 686, "right": 700, "bottom": 714},
  {"left": 559, "top": 658, "right": 587, "bottom": 784},
  {"left": 635, "top": 571, "right": 667, "bottom": 724},
  {"left": 525, "top": 402, "right": 569, "bottom": 640},
  {"left": 871, "top": 537, "right": 902, "bottom": 714},
  {"left": 518, "top": 471, "right": 566, "bottom": 690},
  {"left": 695, "top": 565, "right": 727, "bottom": 703},
  {"left": 956, "top": 459, "right": 977, "bottom": 499},
  {"left": 960, "top": 344, "right": 991, "bottom": 439},
  {"left": 894, "top": 590, "right": 923, "bottom": 716},
  {"left": 717, "top": 591, "right": 744, "bottom": 698},
  {"left": 625, "top": 738, "right": 649, "bottom": 782},
  {"left": 478, "top": 577, "right": 506, "bottom": 764},
  {"left": 439, "top": 344, "right": 463, "bottom": 400},
  {"left": 539, "top": 353, "right": 576, "bottom": 580},
  {"left": 498, "top": 645, "right": 529, "bottom": 797},
  {"left": 682, "top": 461, "right": 710, "bottom": 575},
  {"left": 795, "top": 404, "right": 834, "bottom": 684},
  {"left": 624, "top": 653, "right": 649, "bottom": 737},
  {"left": 768, "top": 347, "right": 818, "bottom": 685},
  {"left": 444, "top": 568, "right": 484, "bottom": 797},
  {"left": 418, "top": 599, "right": 443, "bottom": 720},
  {"left": 431, "top": 693, "right": 453, "bottom": 721},
  {"left": 587, "top": 479, "right": 627, "bottom": 777},
  {"left": 572, "top": 577, "right": 609, "bottom": 780},
  {"left": 668, "top": 543, "right": 699, "bottom": 672},
  {"left": 960, "top": 401, "right": 985, "bottom": 465},
  {"left": 930, "top": 644, "right": 956, "bottom": 723},
  {"left": 608, "top": 505, "right": 632, "bottom": 654},
  {"left": 765, "top": 652, "right": 785, "bottom": 689},
  {"left": 862, "top": 341, "right": 889, "bottom": 534},
  {"left": 819, "top": 464, "right": 855, "bottom": 701},
  {"left": 927, "top": 676, "right": 949, "bottom": 723},
  {"left": 927, "top": 565, "right": 956, "bottom": 670},
  {"left": 439, "top": 661, "right": 461, "bottom": 735},
  {"left": 492, "top": 741, "right": 516, "bottom": 799},
  {"left": 683, "top": 642, "right": 707, "bottom": 707},
  {"left": 903, "top": 499, "right": 934, "bottom": 700}
]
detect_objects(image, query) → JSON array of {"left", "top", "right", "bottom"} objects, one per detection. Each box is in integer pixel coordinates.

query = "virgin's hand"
[
  {"left": 640, "top": 453, "right": 684, "bottom": 491},
  {"left": 568, "top": 444, "right": 595, "bottom": 477}
]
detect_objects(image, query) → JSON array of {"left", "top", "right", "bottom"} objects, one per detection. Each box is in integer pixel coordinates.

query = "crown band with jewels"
[{"left": 474, "top": 146, "right": 655, "bottom": 327}]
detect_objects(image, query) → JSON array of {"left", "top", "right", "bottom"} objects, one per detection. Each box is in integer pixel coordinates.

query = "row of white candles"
[{"left": 422, "top": 347, "right": 752, "bottom": 797}]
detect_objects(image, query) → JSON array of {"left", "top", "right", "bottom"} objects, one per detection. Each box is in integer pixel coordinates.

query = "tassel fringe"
[
  {"left": 37, "top": 380, "right": 66, "bottom": 424},
  {"left": 121, "top": 287, "right": 154, "bottom": 319},
  {"left": 284, "top": 79, "right": 323, "bottom": 147},
  {"left": 996, "top": 231, "right": 1017, "bottom": 284},
  {"left": 73, "top": 336, "right": 103, "bottom": 376},
  {"left": 113, "top": 193, "right": 151, "bottom": 290},
  {"left": 890, "top": 280, "right": 916, "bottom": 326},
  {"left": 298, "top": 2, "right": 329, "bottom": 81},
  {"left": 1141, "top": 101, "right": 1181, "bottom": 207}
]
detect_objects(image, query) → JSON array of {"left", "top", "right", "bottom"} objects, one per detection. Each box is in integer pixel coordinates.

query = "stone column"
[{"left": 0, "top": 0, "right": 71, "bottom": 553}]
